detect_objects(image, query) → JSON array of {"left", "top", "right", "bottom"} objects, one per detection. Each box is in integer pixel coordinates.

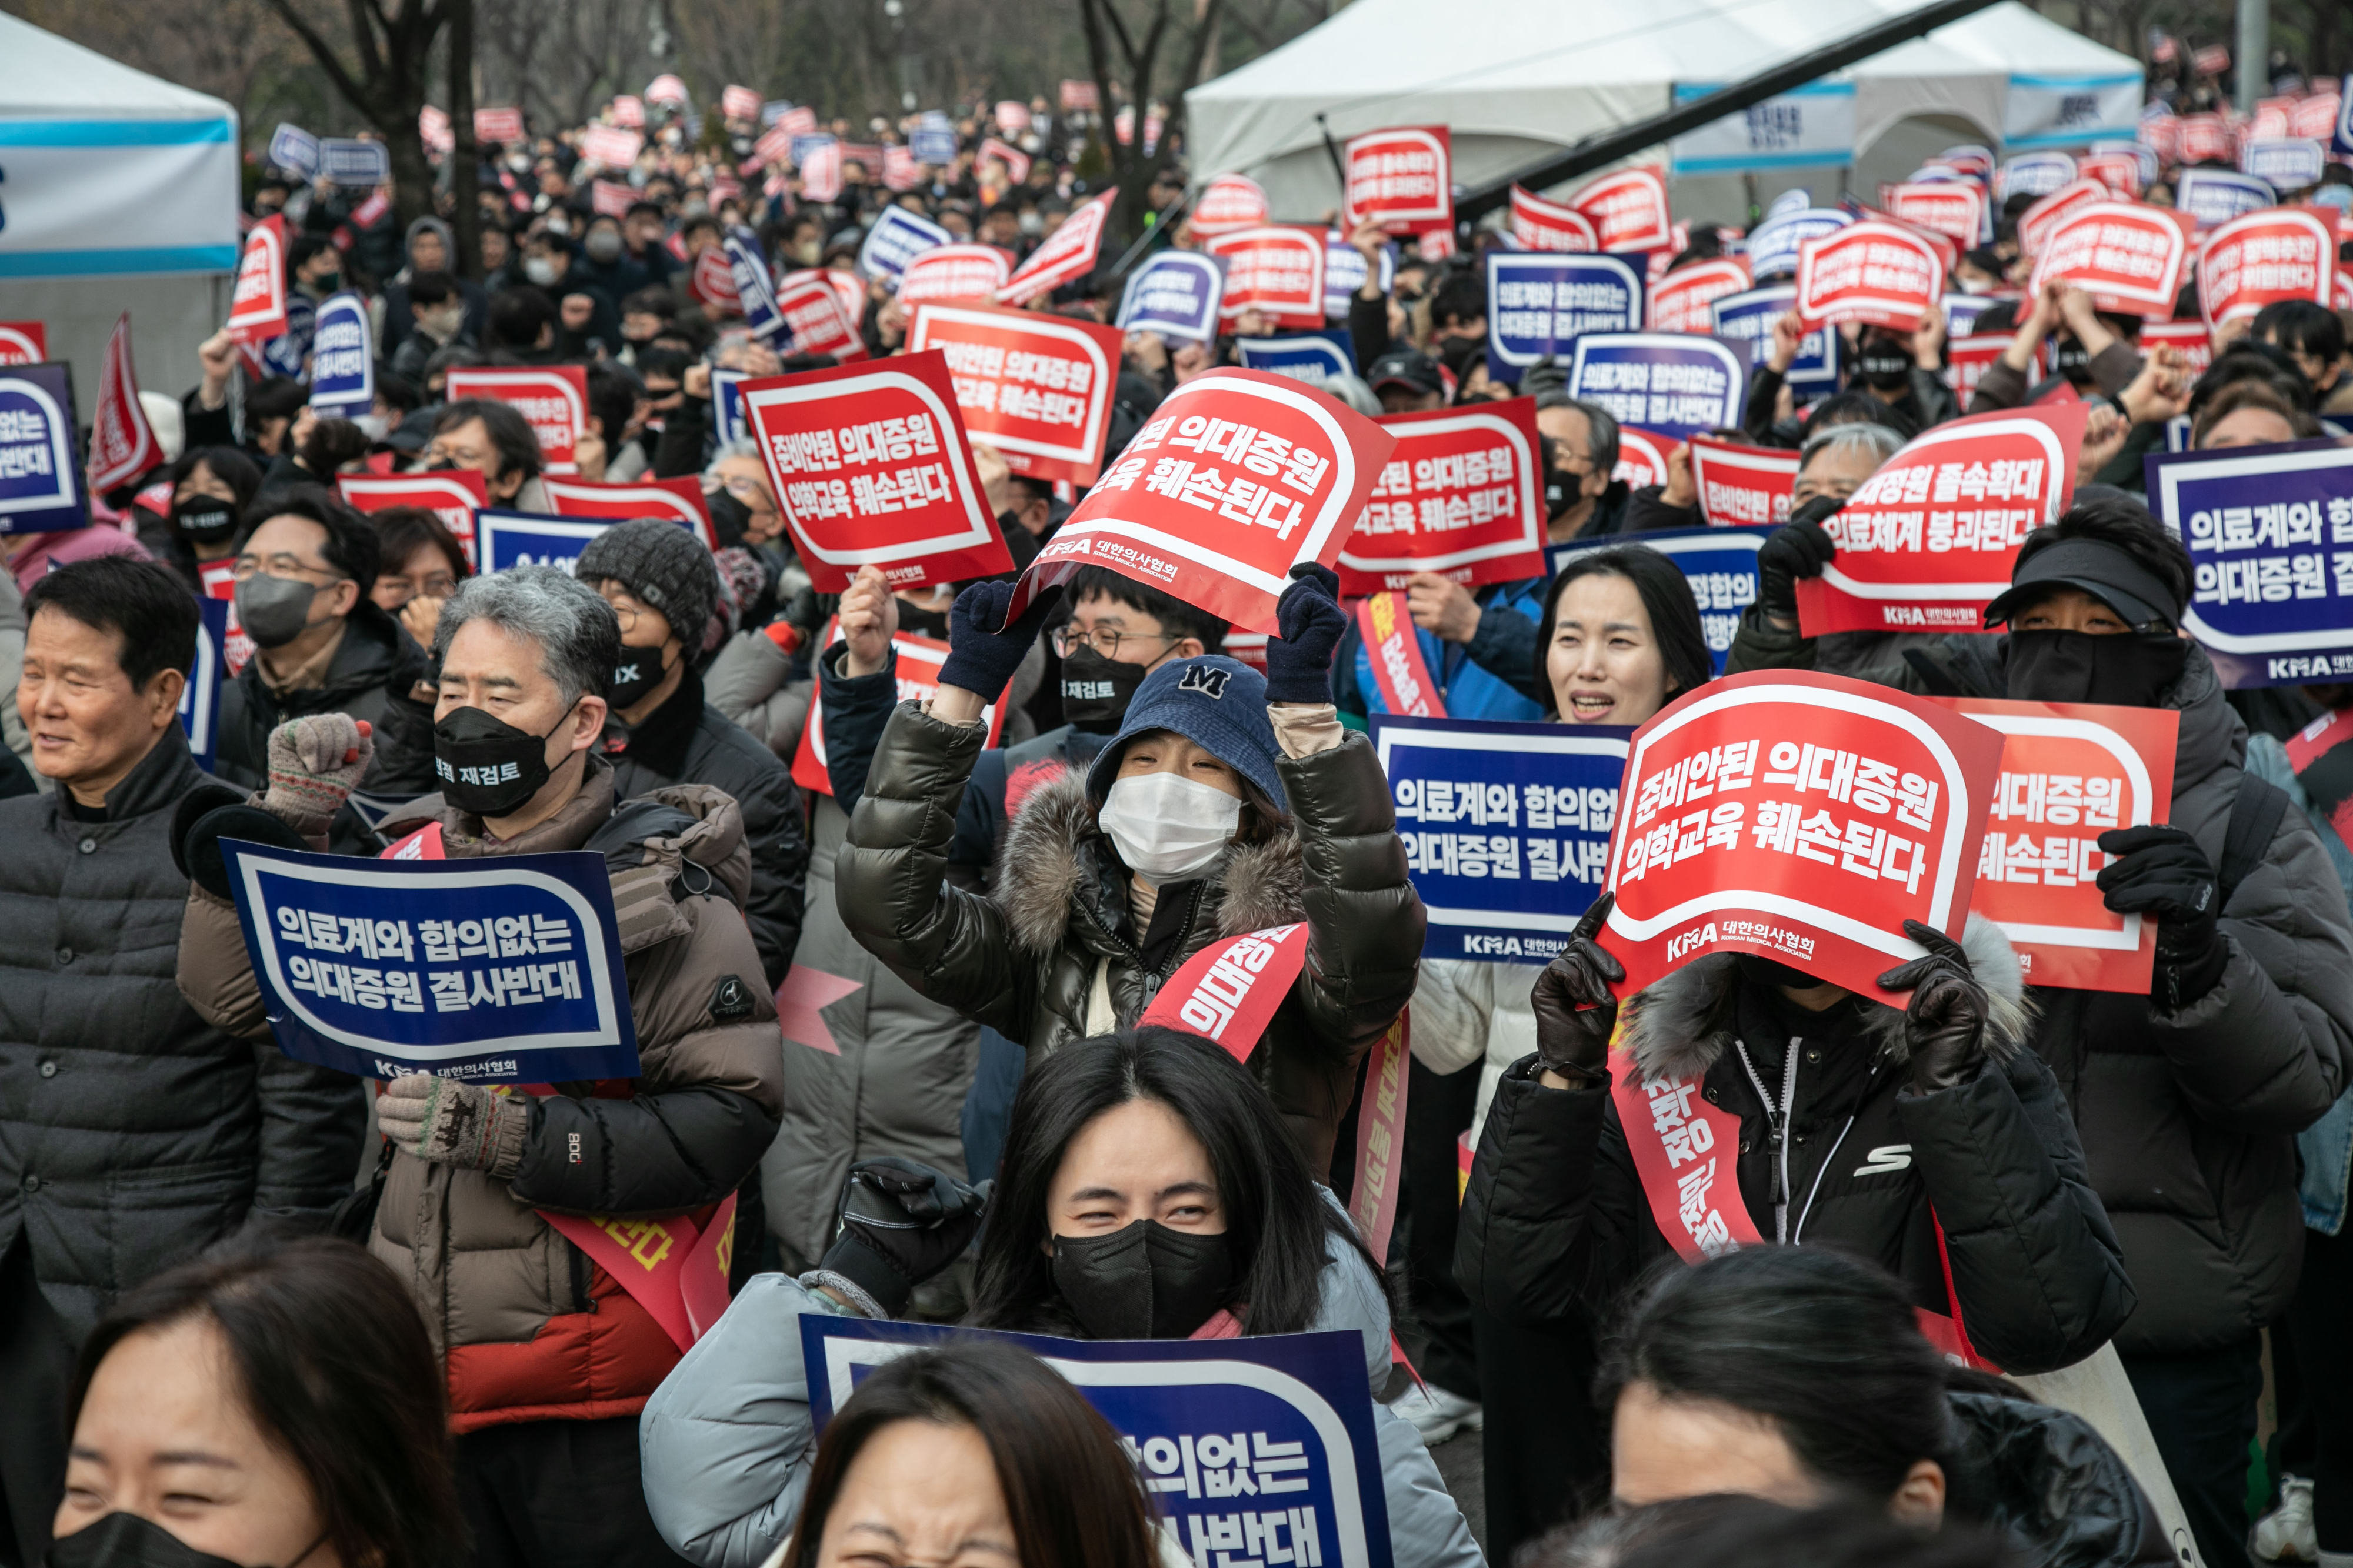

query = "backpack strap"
[{"left": 2218, "top": 775, "right": 2290, "bottom": 910}]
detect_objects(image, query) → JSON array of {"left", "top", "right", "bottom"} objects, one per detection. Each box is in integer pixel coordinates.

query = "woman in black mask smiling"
[
  {"left": 137, "top": 446, "right": 262, "bottom": 596},
  {"left": 1725, "top": 491, "right": 2353, "bottom": 1568},
  {"left": 640, "top": 1028, "right": 1484, "bottom": 1568}
]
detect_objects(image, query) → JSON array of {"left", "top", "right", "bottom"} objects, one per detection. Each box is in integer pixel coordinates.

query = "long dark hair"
[
  {"left": 1595, "top": 1246, "right": 1956, "bottom": 1503},
  {"left": 966, "top": 1027, "right": 1379, "bottom": 1337},
  {"left": 785, "top": 1339, "right": 1159, "bottom": 1568},
  {"left": 69, "top": 1233, "right": 466, "bottom": 1568},
  {"left": 1532, "top": 545, "right": 1714, "bottom": 718}
]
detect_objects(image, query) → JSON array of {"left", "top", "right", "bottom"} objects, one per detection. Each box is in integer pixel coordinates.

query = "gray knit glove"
[
  {"left": 375, "top": 1073, "right": 531, "bottom": 1177},
  {"left": 261, "top": 714, "right": 374, "bottom": 836}
]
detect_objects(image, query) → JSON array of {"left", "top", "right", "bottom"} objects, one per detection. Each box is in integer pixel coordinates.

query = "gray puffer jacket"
[{"left": 638, "top": 1197, "right": 1484, "bottom": 1568}]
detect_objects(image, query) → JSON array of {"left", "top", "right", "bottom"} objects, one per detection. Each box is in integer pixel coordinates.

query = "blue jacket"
[{"left": 1352, "top": 577, "right": 1548, "bottom": 723}]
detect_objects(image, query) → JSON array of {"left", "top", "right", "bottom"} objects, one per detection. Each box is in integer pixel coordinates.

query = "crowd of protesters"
[{"left": 1, "top": 58, "right": 2352, "bottom": 1568}]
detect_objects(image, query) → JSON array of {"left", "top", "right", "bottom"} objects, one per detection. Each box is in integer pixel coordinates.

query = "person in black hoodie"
[{"left": 214, "top": 486, "right": 435, "bottom": 849}]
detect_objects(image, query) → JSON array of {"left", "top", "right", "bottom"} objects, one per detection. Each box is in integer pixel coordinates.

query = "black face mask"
[
  {"left": 609, "top": 643, "right": 675, "bottom": 710},
  {"left": 895, "top": 600, "right": 952, "bottom": 640},
  {"left": 432, "top": 702, "right": 574, "bottom": 817},
  {"left": 2054, "top": 341, "right": 2092, "bottom": 385},
  {"left": 705, "top": 489, "right": 753, "bottom": 550},
  {"left": 1856, "top": 345, "right": 1912, "bottom": 391},
  {"left": 2004, "top": 629, "right": 2187, "bottom": 708},
  {"left": 47, "top": 1511, "right": 324, "bottom": 1568},
  {"left": 1735, "top": 952, "right": 1818, "bottom": 993},
  {"left": 173, "top": 498, "right": 238, "bottom": 544},
  {"left": 1059, "top": 645, "right": 1150, "bottom": 730},
  {"left": 1052, "top": 1219, "right": 1237, "bottom": 1340}
]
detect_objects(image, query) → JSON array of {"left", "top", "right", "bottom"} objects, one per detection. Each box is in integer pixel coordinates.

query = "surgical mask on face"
[
  {"left": 585, "top": 229, "right": 624, "bottom": 263},
  {"left": 1098, "top": 771, "right": 1242, "bottom": 882},
  {"left": 432, "top": 702, "right": 575, "bottom": 817},
  {"left": 174, "top": 497, "right": 239, "bottom": 544},
  {"left": 1059, "top": 646, "right": 1149, "bottom": 730},
  {"left": 420, "top": 303, "right": 464, "bottom": 339},
  {"left": 1051, "top": 1219, "right": 1237, "bottom": 1340},
  {"left": 47, "top": 1510, "right": 327, "bottom": 1568},
  {"left": 1018, "top": 211, "right": 1044, "bottom": 236},
  {"left": 545, "top": 212, "right": 571, "bottom": 238},
  {"left": 351, "top": 412, "right": 389, "bottom": 441},
  {"left": 234, "top": 573, "right": 328, "bottom": 649},
  {"left": 524, "top": 256, "right": 560, "bottom": 288},
  {"left": 507, "top": 153, "right": 532, "bottom": 173},
  {"left": 2004, "top": 629, "right": 2187, "bottom": 708}
]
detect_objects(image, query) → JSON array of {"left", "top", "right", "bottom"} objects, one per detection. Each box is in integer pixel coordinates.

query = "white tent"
[
  {"left": 1187, "top": 0, "right": 2143, "bottom": 224},
  {"left": 0, "top": 14, "right": 241, "bottom": 413}
]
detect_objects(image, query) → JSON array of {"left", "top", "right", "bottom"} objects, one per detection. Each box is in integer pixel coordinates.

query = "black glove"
[
  {"left": 1754, "top": 496, "right": 1838, "bottom": 619},
  {"left": 2097, "top": 824, "right": 2226, "bottom": 1006},
  {"left": 1262, "top": 563, "right": 1346, "bottom": 705},
  {"left": 935, "top": 581, "right": 1062, "bottom": 703},
  {"left": 1876, "top": 920, "right": 1989, "bottom": 1093},
  {"left": 1527, "top": 893, "right": 1624, "bottom": 1084},
  {"left": 819, "top": 1156, "right": 991, "bottom": 1319}
]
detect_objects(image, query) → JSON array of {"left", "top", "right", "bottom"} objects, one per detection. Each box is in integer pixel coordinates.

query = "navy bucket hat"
[{"left": 1083, "top": 655, "right": 1288, "bottom": 811}]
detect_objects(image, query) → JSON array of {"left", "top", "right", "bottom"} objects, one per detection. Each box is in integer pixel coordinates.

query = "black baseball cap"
[
  {"left": 1983, "top": 537, "right": 2178, "bottom": 630},
  {"left": 1366, "top": 348, "right": 1445, "bottom": 398}
]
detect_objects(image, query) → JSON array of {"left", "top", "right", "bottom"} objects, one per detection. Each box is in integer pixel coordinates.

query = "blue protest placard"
[
  {"left": 791, "top": 133, "right": 836, "bottom": 166},
  {"left": 476, "top": 508, "right": 615, "bottom": 573},
  {"left": 307, "top": 292, "right": 374, "bottom": 414},
  {"left": 1235, "top": 330, "right": 1357, "bottom": 386},
  {"left": 2339, "top": 75, "right": 2353, "bottom": 157},
  {"left": 1941, "top": 292, "right": 2006, "bottom": 340},
  {"left": 723, "top": 229, "right": 786, "bottom": 345},
  {"left": 1765, "top": 188, "right": 1812, "bottom": 221},
  {"left": 804, "top": 1317, "right": 1394, "bottom": 1568},
  {"left": 268, "top": 123, "right": 321, "bottom": 178},
  {"left": 1997, "top": 152, "right": 2078, "bottom": 199},
  {"left": 911, "top": 117, "right": 959, "bottom": 165},
  {"left": 2148, "top": 438, "right": 2353, "bottom": 688},
  {"left": 2241, "top": 139, "right": 2325, "bottom": 191},
  {"left": 319, "top": 138, "right": 391, "bottom": 188},
  {"left": 2175, "top": 169, "right": 2275, "bottom": 229},
  {"left": 180, "top": 596, "right": 228, "bottom": 772},
  {"left": 0, "top": 363, "right": 88, "bottom": 535},
  {"left": 1118, "top": 251, "right": 1226, "bottom": 343},
  {"left": 1484, "top": 253, "right": 1645, "bottom": 385},
  {"left": 1548, "top": 525, "right": 1777, "bottom": 675},
  {"left": 1744, "top": 207, "right": 1849, "bottom": 281},
  {"left": 858, "top": 205, "right": 951, "bottom": 281},
  {"left": 1565, "top": 333, "right": 1748, "bottom": 443},
  {"left": 1711, "top": 284, "right": 1838, "bottom": 393},
  {"left": 1371, "top": 715, "right": 1631, "bottom": 962},
  {"left": 711, "top": 369, "right": 749, "bottom": 446},
  {"left": 1323, "top": 234, "right": 1393, "bottom": 318},
  {"left": 218, "top": 839, "right": 639, "bottom": 1082}
]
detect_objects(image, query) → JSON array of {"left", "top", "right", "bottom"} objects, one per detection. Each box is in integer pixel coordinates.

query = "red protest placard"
[
  {"left": 444, "top": 366, "right": 588, "bottom": 473},
  {"left": 2139, "top": 318, "right": 2214, "bottom": 376},
  {"left": 2198, "top": 207, "right": 2337, "bottom": 329},
  {"left": 1201, "top": 227, "right": 1326, "bottom": 331},
  {"left": 1192, "top": 174, "right": 1270, "bottom": 238},
  {"left": 591, "top": 180, "right": 635, "bottom": 219},
  {"left": 2178, "top": 113, "right": 2230, "bottom": 164},
  {"left": 1794, "top": 404, "right": 2087, "bottom": 637},
  {"left": 337, "top": 469, "right": 488, "bottom": 566},
  {"left": 474, "top": 107, "right": 524, "bottom": 144},
  {"left": 227, "top": 215, "right": 289, "bottom": 345},
  {"left": 88, "top": 313, "right": 160, "bottom": 492},
  {"left": 1342, "top": 126, "right": 1452, "bottom": 236},
  {"left": 741, "top": 352, "right": 1009, "bottom": 593},
  {"left": 772, "top": 270, "right": 866, "bottom": 361},
  {"left": 1567, "top": 164, "right": 1672, "bottom": 254},
  {"left": 1647, "top": 258, "right": 1751, "bottom": 335},
  {"left": 1508, "top": 185, "right": 1599, "bottom": 252},
  {"left": 1943, "top": 333, "right": 2036, "bottom": 399},
  {"left": 1882, "top": 182, "right": 1987, "bottom": 248},
  {"left": 1926, "top": 697, "right": 2179, "bottom": 993},
  {"left": 908, "top": 302, "right": 1122, "bottom": 486},
  {"left": 1599, "top": 669, "right": 2004, "bottom": 1003},
  {"left": 1688, "top": 435, "right": 1798, "bottom": 528},
  {"left": 998, "top": 191, "right": 1114, "bottom": 306},
  {"left": 2027, "top": 202, "right": 2194, "bottom": 318},
  {"left": 542, "top": 475, "right": 716, "bottom": 549},
  {"left": 1793, "top": 221, "right": 1944, "bottom": 331},
  {"left": 2291, "top": 92, "right": 2341, "bottom": 140},
  {"left": 693, "top": 246, "right": 742, "bottom": 315},
  {"left": 1333, "top": 398, "right": 1545, "bottom": 594},
  {"left": 977, "top": 137, "right": 1032, "bottom": 185},
  {"left": 579, "top": 125, "right": 644, "bottom": 169},
  {"left": 1006, "top": 368, "right": 1397, "bottom": 633},
  {"left": 0, "top": 322, "right": 45, "bottom": 364},
  {"left": 721, "top": 85, "right": 761, "bottom": 121},
  {"left": 791, "top": 617, "right": 1009, "bottom": 795},
  {"left": 1059, "top": 79, "right": 1100, "bottom": 112},
  {"left": 2079, "top": 151, "right": 2144, "bottom": 197},
  {"left": 2015, "top": 179, "right": 2111, "bottom": 259},
  {"left": 1612, "top": 428, "right": 1672, "bottom": 490},
  {"left": 898, "top": 244, "right": 1014, "bottom": 305}
]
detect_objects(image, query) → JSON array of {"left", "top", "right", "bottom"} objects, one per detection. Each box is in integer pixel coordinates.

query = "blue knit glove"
[
  {"left": 936, "top": 581, "right": 1062, "bottom": 702},
  {"left": 1263, "top": 563, "right": 1346, "bottom": 705}
]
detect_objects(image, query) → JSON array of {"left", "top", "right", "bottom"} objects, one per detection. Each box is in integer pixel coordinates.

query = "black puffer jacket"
[
  {"left": 1728, "top": 617, "right": 2353, "bottom": 1352},
  {"left": 835, "top": 701, "right": 1423, "bottom": 1176},
  {"left": 1457, "top": 918, "right": 2135, "bottom": 1374},
  {"left": 602, "top": 666, "right": 808, "bottom": 989},
  {"left": 1945, "top": 1388, "right": 2175, "bottom": 1568},
  {"left": 0, "top": 727, "right": 365, "bottom": 1337}
]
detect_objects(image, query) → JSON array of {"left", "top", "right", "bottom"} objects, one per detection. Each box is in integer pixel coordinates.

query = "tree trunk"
[{"left": 448, "top": 0, "right": 483, "bottom": 281}]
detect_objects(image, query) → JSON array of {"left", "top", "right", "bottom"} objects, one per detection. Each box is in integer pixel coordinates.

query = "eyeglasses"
[
  {"left": 231, "top": 556, "right": 345, "bottom": 585},
  {"left": 1052, "top": 625, "right": 1177, "bottom": 660}
]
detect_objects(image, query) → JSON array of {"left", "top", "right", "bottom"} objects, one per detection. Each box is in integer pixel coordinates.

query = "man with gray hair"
[
  {"left": 176, "top": 565, "right": 785, "bottom": 1567},
  {"left": 1534, "top": 392, "right": 1627, "bottom": 542}
]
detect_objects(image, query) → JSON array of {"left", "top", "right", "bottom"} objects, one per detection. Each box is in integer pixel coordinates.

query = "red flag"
[
  {"left": 227, "top": 215, "right": 289, "bottom": 345},
  {"left": 88, "top": 313, "right": 161, "bottom": 492},
  {"left": 906, "top": 302, "right": 1124, "bottom": 486},
  {"left": 997, "top": 191, "right": 1113, "bottom": 306}
]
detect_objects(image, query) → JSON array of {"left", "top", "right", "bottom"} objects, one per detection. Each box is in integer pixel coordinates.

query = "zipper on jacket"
[{"left": 1734, "top": 1038, "right": 1802, "bottom": 1243}]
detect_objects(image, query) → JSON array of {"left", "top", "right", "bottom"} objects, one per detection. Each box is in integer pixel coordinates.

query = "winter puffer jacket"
[
  {"left": 178, "top": 760, "right": 785, "bottom": 1431},
  {"left": 0, "top": 728, "right": 365, "bottom": 1338},
  {"left": 600, "top": 665, "right": 808, "bottom": 989},
  {"left": 1726, "top": 617, "right": 2353, "bottom": 1352},
  {"left": 835, "top": 701, "right": 1424, "bottom": 1177},
  {"left": 638, "top": 1196, "right": 1484, "bottom": 1568},
  {"left": 1458, "top": 918, "right": 2137, "bottom": 1375},
  {"left": 1944, "top": 1387, "right": 2175, "bottom": 1568}
]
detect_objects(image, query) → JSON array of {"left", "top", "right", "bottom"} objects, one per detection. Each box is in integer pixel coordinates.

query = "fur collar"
[
  {"left": 994, "top": 770, "right": 1304, "bottom": 956},
  {"left": 1620, "top": 915, "right": 2033, "bottom": 1083}
]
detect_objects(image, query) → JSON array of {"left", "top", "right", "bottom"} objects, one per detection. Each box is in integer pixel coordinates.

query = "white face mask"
[
  {"left": 1098, "top": 771, "right": 1243, "bottom": 882},
  {"left": 524, "top": 256, "right": 560, "bottom": 287}
]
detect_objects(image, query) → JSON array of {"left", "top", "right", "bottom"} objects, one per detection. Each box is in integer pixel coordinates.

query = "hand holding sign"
[
  {"left": 1529, "top": 893, "right": 1622, "bottom": 1083},
  {"left": 1262, "top": 563, "right": 1346, "bottom": 705},
  {"left": 376, "top": 1073, "right": 529, "bottom": 1174},
  {"left": 1875, "top": 920, "right": 1992, "bottom": 1092},
  {"left": 938, "top": 578, "right": 1065, "bottom": 704},
  {"left": 2095, "top": 824, "right": 2222, "bottom": 987}
]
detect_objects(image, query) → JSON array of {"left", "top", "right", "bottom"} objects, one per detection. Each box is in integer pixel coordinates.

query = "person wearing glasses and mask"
[{"left": 212, "top": 487, "right": 435, "bottom": 850}]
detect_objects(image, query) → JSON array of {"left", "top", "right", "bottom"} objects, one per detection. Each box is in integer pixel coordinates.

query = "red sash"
[
  {"left": 1352, "top": 592, "right": 1447, "bottom": 718},
  {"left": 1609, "top": 1039, "right": 1997, "bottom": 1370},
  {"left": 382, "top": 822, "right": 446, "bottom": 859}
]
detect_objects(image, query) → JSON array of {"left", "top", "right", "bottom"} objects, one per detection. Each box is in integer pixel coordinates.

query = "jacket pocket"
[{"left": 106, "top": 1159, "right": 252, "bottom": 1293}]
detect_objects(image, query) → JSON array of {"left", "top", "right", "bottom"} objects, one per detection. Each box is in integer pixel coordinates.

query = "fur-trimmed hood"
[
  {"left": 994, "top": 770, "right": 1304, "bottom": 956},
  {"left": 1621, "top": 914, "right": 2034, "bottom": 1083}
]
